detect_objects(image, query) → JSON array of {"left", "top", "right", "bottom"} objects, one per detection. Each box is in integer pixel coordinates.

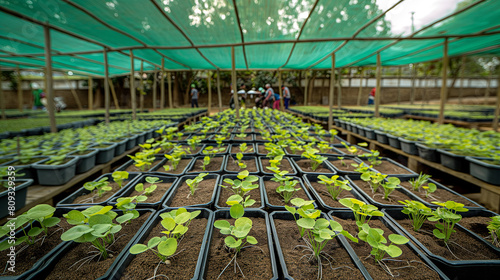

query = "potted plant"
[{"left": 32, "top": 154, "right": 79, "bottom": 186}]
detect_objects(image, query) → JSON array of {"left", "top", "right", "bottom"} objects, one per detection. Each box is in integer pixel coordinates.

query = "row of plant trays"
[{"left": 339, "top": 120, "right": 500, "bottom": 186}]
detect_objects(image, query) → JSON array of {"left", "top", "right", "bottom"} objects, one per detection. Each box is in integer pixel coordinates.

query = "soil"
[
  {"left": 263, "top": 179, "right": 310, "bottom": 207},
  {"left": 38, "top": 157, "right": 73, "bottom": 166},
  {"left": 225, "top": 156, "right": 258, "bottom": 172},
  {"left": 335, "top": 147, "right": 365, "bottom": 156},
  {"left": 126, "top": 182, "right": 174, "bottom": 204},
  {"left": 12, "top": 158, "right": 45, "bottom": 165},
  {"left": 399, "top": 181, "right": 477, "bottom": 207},
  {"left": 397, "top": 219, "right": 500, "bottom": 261},
  {"left": 204, "top": 145, "right": 229, "bottom": 154},
  {"left": 72, "top": 181, "right": 127, "bottom": 204},
  {"left": 329, "top": 159, "right": 359, "bottom": 172},
  {"left": 171, "top": 145, "right": 202, "bottom": 155},
  {"left": 44, "top": 213, "right": 151, "bottom": 280},
  {"left": 364, "top": 160, "right": 413, "bottom": 175},
  {"left": 308, "top": 181, "right": 357, "bottom": 208},
  {"left": 154, "top": 158, "right": 191, "bottom": 174},
  {"left": 294, "top": 159, "right": 334, "bottom": 174},
  {"left": 188, "top": 157, "right": 224, "bottom": 173},
  {"left": 120, "top": 217, "right": 208, "bottom": 280},
  {"left": 235, "top": 128, "right": 253, "bottom": 133},
  {"left": 257, "top": 144, "right": 277, "bottom": 155},
  {"left": 217, "top": 184, "right": 262, "bottom": 208},
  {"left": 169, "top": 178, "right": 217, "bottom": 207},
  {"left": 260, "top": 158, "right": 295, "bottom": 174},
  {"left": 230, "top": 144, "right": 254, "bottom": 154},
  {"left": 274, "top": 219, "right": 364, "bottom": 279},
  {"left": 350, "top": 179, "right": 414, "bottom": 206},
  {"left": 322, "top": 136, "right": 343, "bottom": 144},
  {"left": 458, "top": 216, "right": 492, "bottom": 239},
  {"left": 124, "top": 160, "right": 162, "bottom": 172},
  {"left": 232, "top": 135, "right": 253, "bottom": 141},
  {"left": 205, "top": 217, "right": 273, "bottom": 280},
  {"left": 255, "top": 135, "right": 266, "bottom": 141},
  {"left": 334, "top": 217, "right": 441, "bottom": 279},
  {"left": 0, "top": 219, "right": 72, "bottom": 276}
]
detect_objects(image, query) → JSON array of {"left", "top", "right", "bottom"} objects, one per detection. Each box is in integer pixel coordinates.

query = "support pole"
[
  {"left": 231, "top": 46, "right": 239, "bottom": 119},
  {"left": 411, "top": 63, "right": 416, "bottom": 105},
  {"left": 139, "top": 61, "right": 144, "bottom": 113},
  {"left": 67, "top": 76, "right": 83, "bottom": 110},
  {"left": 108, "top": 78, "right": 120, "bottom": 109},
  {"left": 374, "top": 53, "right": 382, "bottom": 118},
  {"left": 130, "top": 50, "right": 137, "bottom": 120},
  {"left": 160, "top": 58, "right": 165, "bottom": 110},
  {"left": 152, "top": 69, "right": 157, "bottom": 110},
  {"left": 438, "top": 38, "right": 449, "bottom": 124},
  {"left": 217, "top": 69, "right": 222, "bottom": 112},
  {"left": 304, "top": 71, "right": 309, "bottom": 106},
  {"left": 328, "top": 54, "right": 336, "bottom": 130},
  {"left": 337, "top": 68, "right": 342, "bottom": 109},
  {"left": 167, "top": 71, "right": 173, "bottom": 109},
  {"left": 278, "top": 71, "right": 283, "bottom": 111},
  {"left": 459, "top": 56, "right": 466, "bottom": 104},
  {"left": 357, "top": 68, "right": 364, "bottom": 106},
  {"left": 484, "top": 76, "right": 491, "bottom": 104},
  {"left": 44, "top": 26, "right": 57, "bottom": 133},
  {"left": 493, "top": 74, "right": 500, "bottom": 132},
  {"left": 17, "top": 67, "right": 23, "bottom": 112},
  {"left": 103, "top": 48, "right": 110, "bottom": 125},
  {"left": 0, "top": 66, "right": 5, "bottom": 120},
  {"left": 88, "top": 77, "right": 93, "bottom": 110},
  {"left": 207, "top": 71, "right": 212, "bottom": 114},
  {"left": 397, "top": 66, "right": 402, "bottom": 104}
]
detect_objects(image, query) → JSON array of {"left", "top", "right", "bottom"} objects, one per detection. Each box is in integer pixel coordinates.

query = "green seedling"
[
  {"left": 116, "top": 178, "right": 160, "bottom": 219},
  {"left": 163, "top": 146, "right": 187, "bottom": 171},
  {"left": 268, "top": 155, "right": 283, "bottom": 168},
  {"left": 0, "top": 204, "right": 60, "bottom": 251},
  {"left": 408, "top": 173, "right": 432, "bottom": 192},
  {"left": 288, "top": 141, "right": 305, "bottom": 155},
  {"left": 202, "top": 146, "right": 225, "bottom": 159},
  {"left": 45, "top": 155, "right": 67, "bottom": 165},
  {"left": 235, "top": 152, "right": 247, "bottom": 169},
  {"left": 225, "top": 194, "right": 256, "bottom": 208},
  {"left": 221, "top": 170, "right": 259, "bottom": 198},
  {"left": 342, "top": 142, "right": 364, "bottom": 155},
  {"left": 360, "top": 171, "right": 387, "bottom": 193},
  {"left": 399, "top": 200, "right": 433, "bottom": 232},
  {"left": 84, "top": 177, "right": 112, "bottom": 199},
  {"left": 238, "top": 143, "right": 252, "bottom": 154},
  {"left": 381, "top": 177, "right": 401, "bottom": 200},
  {"left": 187, "top": 136, "right": 202, "bottom": 150},
  {"left": 186, "top": 173, "right": 208, "bottom": 196},
  {"left": 316, "top": 141, "right": 331, "bottom": 154},
  {"left": 487, "top": 216, "right": 500, "bottom": 248},
  {"left": 339, "top": 198, "right": 384, "bottom": 230},
  {"left": 428, "top": 201, "right": 468, "bottom": 244},
  {"left": 302, "top": 148, "right": 327, "bottom": 171},
  {"left": 361, "top": 150, "right": 382, "bottom": 166},
  {"left": 61, "top": 205, "right": 134, "bottom": 260},
  {"left": 129, "top": 208, "right": 200, "bottom": 264},
  {"left": 317, "top": 175, "right": 352, "bottom": 201},
  {"left": 265, "top": 143, "right": 285, "bottom": 159},
  {"left": 215, "top": 135, "right": 226, "bottom": 147},
  {"left": 271, "top": 170, "right": 301, "bottom": 203},
  {"left": 422, "top": 183, "right": 437, "bottom": 198},
  {"left": 337, "top": 156, "right": 346, "bottom": 167},
  {"left": 112, "top": 171, "right": 129, "bottom": 188},
  {"left": 202, "top": 156, "right": 211, "bottom": 171},
  {"left": 358, "top": 223, "right": 409, "bottom": 263},
  {"left": 352, "top": 162, "right": 371, "bottom": 173},
  {"left": 328, "top": 129, "right": 338, "bottom": 143}
]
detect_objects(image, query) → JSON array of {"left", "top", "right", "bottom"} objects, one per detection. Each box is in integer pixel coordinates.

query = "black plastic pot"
[
  {"left": 125, "top": 134, "right": 138, "bottom": 150},
  {"left": 136, "top": 131, "right": 147, "bottom": 145},
  {"left": 458, "top": 208, "right": 500, "bottom": 250},
  {"left": 186, "top": 155, "right": 227, "bottom": 175},
  {"left": 466, "top": 156, "right": 500, "bottom": 185},
  {"left": 69, "top": 149, "right": 98, "bottom": 174},
  {"left": 260, "top": 176, "right": 316, "bottom": 211},
  {"left": 215, "top": 174, "right": 266, "bottom": 210},
  {"left": 383, "top": 209, "right": 500, "bottom": 280},
  {"left": 364, "top": 127, "right": 376, "bottom": 140},
  {"left": 150, "top": 157, "right": 194, "bottom": 177},
  {"left": 258, "top": 156, "right": 298, "bottom": 177},
  {"left": 438, "top": 149, "right": 470, "bottom": 173},
  {"left": 93, "top": 142, "right": 118, "bottom": 164},
  {"left": 32, "top": 156, "right": 79, "bottom": 186},
  {"left": 223, "top": 155, "right": 260, "bottom": 175},
  {"left": 290, "top": 157, "right": 337, "bottom": 176},
  {"left": 162, "top": 174, "right": 220, "bottom": 208},
  {"left": 11, "top": 156, "right": 48, "bottom": 185},
  {"left": 56, "top": 173, "right": 140, "bottom": 207},
  {"left": 416, "top": 143, "right": 441, "bottom": 163},
  {"left": 111, "top": 138, "right": 128, "bottom": 156},
  {"left": 374, "top": 130, "right": 389, "bottom": 144},
  {"left": 203, "top": 209, "right": 279, "bottom": 280},
  {"left": 367, "top": 157, "right": 418, "bottom": 179},
  {"left": 387, "top": 133, "right": 402, "bottom": 149},
  {"left": 399, "top": 137, "right": 419, "bottom": 155},
  {"left": 0, "top": 179, "right": 32, "bottom": 219},
  {"left": 26, "top": 208, "right": 156, "bottom": 280}
]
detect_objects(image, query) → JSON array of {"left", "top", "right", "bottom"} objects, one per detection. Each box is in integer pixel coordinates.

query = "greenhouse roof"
[{"left": 0, "top": 0, "right": 499, "bottom": 76}]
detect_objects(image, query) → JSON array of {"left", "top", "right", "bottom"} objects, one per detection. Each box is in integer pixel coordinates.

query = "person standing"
[
  {"left": 31, "top": 84, "right": 45, "bottom": 110},
  {"left": 273, "top": 88, "right": 280, "bottom": 109},
  {"left": 368, "top": 87, "right": 376, "bottom": 105},
  {"left": 264, "top": 84, "right": 274, "bottom": 108},
  {"left": 282, "top": 85, "right": 291, "bottom": 109},
  {"left": 190, "top": 84, "right": 199, "bottom": 108}
]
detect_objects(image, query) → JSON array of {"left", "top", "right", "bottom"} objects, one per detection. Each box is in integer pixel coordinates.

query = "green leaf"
[
  {"left": 388, "top": 234, "right": 409, "bottom": 245},
  {"left": 161, "top": 217, "right": 176, "bottom": 231},
  {"left": 42, "top": 217, "right": 61, "bottom": 228},
  {"left": 27, "top": 204, "right": 55, "bottom": 220},
  {"left": 61, "top": 225, "right": 93, "bottom": 241},
  {"left": 284, "top": 205, "right": 296, "bottom": 215},
  {"left": 386, "top": 244, "right": 403, "bottom": 258},
  {"left": 174, "top": 212, "right": 191, "bottom": 225},
  {"left": 88, "top": 214, "right": 112, "bottom": 227},
  {"left": 214, "top": 220, "right": 231, "bottom": 230},
  {"left": 27, "top": 227, "right": 43, "bottom": 237},
  {"left": 225, "top": 236, "right": 242, "bottom": 248},
  {"left": 158, "top": 238, "right": 178, "bottom": 257},
  {"left": 246, "top": 235, "right": 258, "bottom": 245},
  {"left": 230, "top": 203, "right": 244, "bottom": 219},
  {"left": 297, "top": 218, "right": 315, "bottom": 229},
  {"left": 433, "top": 229, "right": 445, "bottom": 239}
]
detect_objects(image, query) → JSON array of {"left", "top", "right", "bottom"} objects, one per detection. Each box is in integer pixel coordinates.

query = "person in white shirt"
[{"left": 282, "top": 85, "right": 291, "bottom": 109}]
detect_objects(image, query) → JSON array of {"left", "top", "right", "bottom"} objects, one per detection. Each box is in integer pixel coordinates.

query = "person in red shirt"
[{"left": 368, "top": 87, "right": 376, "bottom": 105}]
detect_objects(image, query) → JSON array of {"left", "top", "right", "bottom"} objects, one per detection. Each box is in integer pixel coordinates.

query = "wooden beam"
[
  {"left": 459, "top": 56, "right": 466, "bottom": 104},
  {"left": 108, "top": 78, "right": 120, "bottom": 110},
  {"left": 484, "top": 76, "right": 491, "bottom": 105},
  {"left": 207, "top": 71, "right": 212, "bottom": 114},
  {"left": 103, "top": 48, "right": 110, "bottom": 125},
  {"left": 374, "top": 53, "right": 382, "bottom": 117},
  {"left": 438, "top": 38, "right": 449, "bottom": 124},
  {"left": 17, "top": 67, "right": 23, "bottom": 112},
  {"left": 411, "top": 63, "right": 416, "bottom": 105},
  {"left": 278, "top": 71, "right": 283, "bottom": 111},
  {"left": 167, "top": 71, "right": 173, "bottom": 109},
  {"left": 139, "top": 61, "right": 144, "bottom": 113},
  {"left": 304, "top": 71, "right": 309, "bottom": 106},
  {"left": 130, "top": 50, "right": 137, "bottom": 120},
  {"left": 67, "top": 76, "right": 83, "bottom": 110},
  {"left": 152, "top": 69, "right": 157, "bottom": 110},
  {"left": 160, "top": 58, "right": 165, "bottom": 110},
  {"left": 217, "top": 69, "right": 222, "bottom": 112},
  {"left": 397, "top": 66, "right": 402, "bottom": 104},
  {"left": 337, "top": 68, "right": 342, "bottom": 109},
  {"left": 328, "top": 54, "right": 335, "bottom": 130},
  {"left": 88, "top": 77, "right": 93, "bottom": 110},
  {"left": 493, "top": 74, "right": 500, "bottom": 132},
  {"left": 44, "top": 26, "right": 57, "bottom": 133},
  {"left": 357, "top": 67, "right": 363, "bottom": 106},
  {"left": 231, "top": 46, "right": 239, "bottom": 119},
  {"left": 0, "top": 65, "right": 5, "bottom": 120}
]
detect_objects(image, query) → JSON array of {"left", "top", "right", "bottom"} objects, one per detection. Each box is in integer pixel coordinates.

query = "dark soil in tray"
[
  {"left": 309, "top": 181, "right": 357, "bottom": 208},
  {"left": 334, "top": 218, "right": 441, "bottom": 279},
  {"left": 397, "top": 219, "right": 500, "bottom": 261},
  {"left": 72, "top": 181, "right": 124, "bottom": 204},
  {"left": 154, "top": 158, "right": 191, "bottom": 174},
  {"left": 45, "top": 213, "right": 151, "bottom": 280},
  {"left": 329, "top": 159, "right": 359, "bottom": 172},
  {"left": 336, "top": 147, "right": 365, "bottom": 156},
  {"left": 124, "top": 160, "right": 162, "bottom": 172},
  {"left": 120, "top": 217, "right": 208, "bottom": 280},
  {"left": 0, "top": 219, "right": 72, "bottom": 276},
  {"left": 364, "top": 160, "right": 412, "bottom": 174},
  {"left": 217, "top": 186, "right": 262, "bottom": 208},
  {"left": 263, "top": 180, "right": 309, "bottom": 206},
  {"left": 351, "top": 179, "right": 413, "bottom": 206},
  {"left": 225, "top": 156, "right": 258, "bottom": 172},
  {"left": 188, "top": 157, "right": 224, "bottom": 173},
  {"left": 230, "top": 144, "right": 254, "bottom": 154},
  {"left": 257, "top": 144, "right": 269, "bottom": 155},
  {"left": 169, "top": 178, "right": 217, "bottom": 207},
  {"left": 232, "top": 135, "right": 253, "bottom": 141},
  {"left": 294, "top": 159, "right": 333, "bottom": 174},
  {"left": 399, "top": 181, "right": 476, "bottom": 207},
  {"left": 260, "top": 158, "right": 294, "bottom": 173},
  {"left": 205, "top": 217, "right": 273, "bottom": 280},
  {"left": 171, "top": 144, "right": 201, "bottom": 154},
  {"left": 274, "top": 219, "right": 364, "bottom": 279},
  {"left": 255, "top": 135, "right": 266, "bottom": 141},
  {"left": 126, "top": 182, "right": 174, "bottom": 204},
  {"left": 458, "top": 216, "right": 492, "bottom": 238}
]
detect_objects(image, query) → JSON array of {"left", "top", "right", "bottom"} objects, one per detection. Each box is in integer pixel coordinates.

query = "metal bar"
[
  {"left": 168, "top": 71, "right": 173, "bottom": 109},
  {"left": 207, "top": 71, "right": 212, "bottom": 114},
  {"left": 44, "top": 26, "right": 57, "bottom": 133},
  {"left": 357, "top": 68, "right": 364, "bottom": 106},
  {"left": 328, "top": 54, "right": 336, "bottom": 130},
  {"left": 217, "top": 69, "right": 222, "bottom": 112},
  {"left": 160, "top": 58, "right": 165, "bottom": 110},
  {"left": 493, "top": 74, "right": 500, "bottom": 132},
  {"left": 438, "top": 38, "right": 449, "bottom": 124},
  {"left": 231, "top": 47, "right": 239, "bottom": 119},
  {"left": 88, "top": 76, "right": 93, "bottom": 110},
  {"left": 375, "top": 53, "right": 382, "bottom": 117},
  {"left": 232, "top": 0, "right": 248, "bottom": 69},
  {"left": 17, "top": 66, "right": 23, "bottom": 112},
  {"left": 104, "top": 48, "right": 110, "bottom": 124},
  {"left": 130, "top": 50, "right": 137, "bottom": 120}
]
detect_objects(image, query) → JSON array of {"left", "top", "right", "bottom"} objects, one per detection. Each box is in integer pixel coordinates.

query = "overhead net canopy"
[{"left": 0, "top": 0, "right": 499, "bottom": 76}]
